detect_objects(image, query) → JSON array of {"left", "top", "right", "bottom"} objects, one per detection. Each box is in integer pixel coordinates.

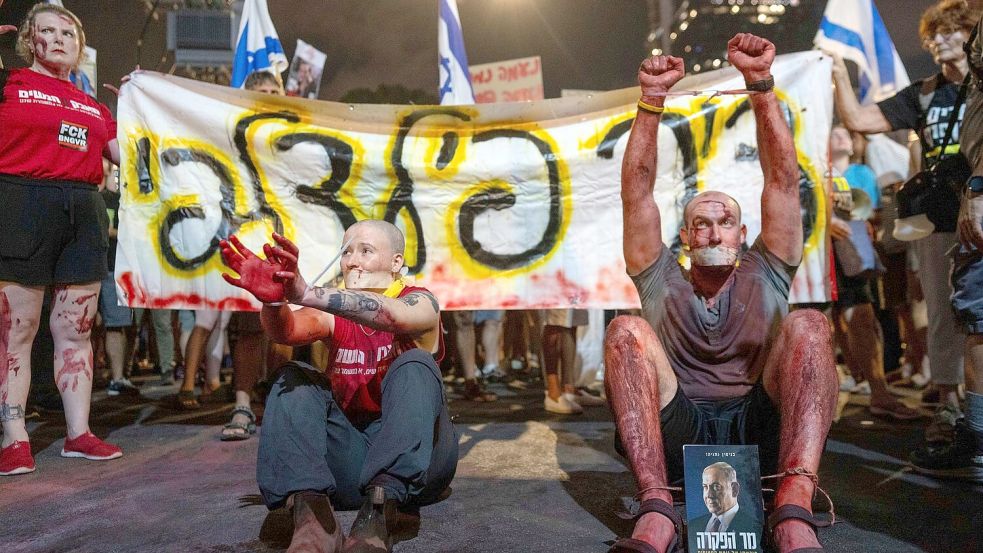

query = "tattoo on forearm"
[
  {"left": 326, "top": 291, "right": 382, "bottom": 317},
  {"left": 0, "top": 403, "right": 25, "bottom": 422}
]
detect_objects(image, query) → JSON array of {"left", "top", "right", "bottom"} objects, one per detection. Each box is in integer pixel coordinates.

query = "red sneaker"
[
  {"left": 0, "top": 441, "right": 36, "bottom": 476},
  {"left": 61, "top": 432, "right": 123, "bottom": 461}
]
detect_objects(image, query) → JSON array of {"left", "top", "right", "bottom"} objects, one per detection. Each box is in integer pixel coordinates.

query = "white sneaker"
[
  {"left": 565, "top": 390, "right": 606, "bottom": 407},
  {"left": 850, "top": 381, "right": 872, "bottom": 395},
  {"left": 911, "top": 372, "right": 931, "bottom": 389},
  {"left": 545, "top": 393, "right": 583, "bottom": 414},
  {"left": 839, "top": 373, "right": 858, "bottom": 392}
]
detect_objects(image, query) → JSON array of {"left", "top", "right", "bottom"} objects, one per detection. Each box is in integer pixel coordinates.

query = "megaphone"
[{"left": 849, "top": 188, "right": 874, "bottom": 221}]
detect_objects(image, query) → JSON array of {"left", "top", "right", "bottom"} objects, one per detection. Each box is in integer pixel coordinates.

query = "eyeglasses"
[{"left": 922, "top": 27, "right": 964, "bottom": 48}]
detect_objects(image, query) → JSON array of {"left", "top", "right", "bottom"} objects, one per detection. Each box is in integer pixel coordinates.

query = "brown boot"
[
  {"left": 342, "top": 486, "right": 396, "bottom": 553},
  {"left": 287, "top": 491, "right": 344, "bottom": 553}
]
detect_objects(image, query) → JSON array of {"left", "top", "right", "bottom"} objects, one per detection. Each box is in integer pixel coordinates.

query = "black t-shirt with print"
[{"left": 877, "top": 74, "right": 964, "bottom": 154}]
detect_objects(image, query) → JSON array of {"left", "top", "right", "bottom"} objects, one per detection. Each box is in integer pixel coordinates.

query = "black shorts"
[
  {"left": 616, "top": 385, "right": 781, "bottom": 485},
  {"left": 876, "top": 251, "right": 909, "bottom": 310},
  {"left": 0, "top": 174, "right": 108, "bottom": 286},
  {"left": 833, "top": 252, "right": 872, "bottom": 308}
]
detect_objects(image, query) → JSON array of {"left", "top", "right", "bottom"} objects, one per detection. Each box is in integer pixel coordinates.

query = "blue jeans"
[
  {"left": 953, "top": 245, "right": 983, "bottom": 334},
  {"left": 257, "top": 350, "right": 458, "bottom": 510}
]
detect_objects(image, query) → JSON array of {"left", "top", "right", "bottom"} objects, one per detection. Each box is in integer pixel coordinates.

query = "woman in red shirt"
[{"left": 0, "top": 4, "right": 123, "bottom": 476}]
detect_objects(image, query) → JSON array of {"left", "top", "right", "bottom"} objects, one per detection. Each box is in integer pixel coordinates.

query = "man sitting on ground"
[
  {"left": 220, "top": 220, "right": 457, "bottom": 553},
  {"left": 604, "top": 34, "right": 838, "bottom": 553}
]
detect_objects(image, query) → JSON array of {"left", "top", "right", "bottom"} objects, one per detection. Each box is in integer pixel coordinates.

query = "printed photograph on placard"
[
  {"left": 285, "top": 39, "right": 327, "bottom": 99},
  {"left": 683, "top": 444, "right": 764, "bottom": 553}
]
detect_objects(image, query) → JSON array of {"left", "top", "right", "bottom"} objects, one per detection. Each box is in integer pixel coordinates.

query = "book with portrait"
[{"left": 683, "top": 444, "right": 764, "bottom": 553}]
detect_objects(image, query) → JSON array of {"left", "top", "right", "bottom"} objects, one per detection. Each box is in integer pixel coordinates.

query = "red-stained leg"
[
  {"left": 0, "top": 283, "right": 43, "bottom": 447},
  {"left": 604, "top": 315, "right": 679, "bottom": 553},
  {"left": 50, "top": 282, "right": 101, "bottom": 440},
  {"left": 762, "top": 309, "right": 838, "bottom": 552}
]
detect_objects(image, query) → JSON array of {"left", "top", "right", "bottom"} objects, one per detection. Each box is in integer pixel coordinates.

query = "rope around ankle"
[{"left": 760, "top": 467, "right": 836, "bottom": 526}]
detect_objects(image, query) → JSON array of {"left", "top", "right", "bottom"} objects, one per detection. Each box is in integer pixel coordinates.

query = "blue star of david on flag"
[{"left": 438, "top": 0, "right": 475, "bottom": 105}]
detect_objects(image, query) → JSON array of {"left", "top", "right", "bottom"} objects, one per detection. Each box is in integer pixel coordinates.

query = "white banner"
[
  {"left": 470, "top": 55, "right": 545, "bottom": 104},
  {"left": 115, "top": 51, "right": 832, "bottom": 311}
]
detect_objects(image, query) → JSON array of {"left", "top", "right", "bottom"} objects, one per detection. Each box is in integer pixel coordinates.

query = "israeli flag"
[
  {"left": 815, "top": 0, "right": 910, "bottom": 104},
  {"left": 438, "top": 0, "right": 475, "bottom": 105},
  {"left": 231, "top": 0, "right": 288, "bottom": 89}
]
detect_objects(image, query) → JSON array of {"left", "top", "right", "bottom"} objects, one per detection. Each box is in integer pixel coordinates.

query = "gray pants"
[
  {"left": 257, "top": 350, "right": 458, "bottom": 510},
  {"left": 132, "top": 308, "right": 174, "bottom": 373},
  {"left": 913, "top": 233, "right": 964, "bottom": 386}
]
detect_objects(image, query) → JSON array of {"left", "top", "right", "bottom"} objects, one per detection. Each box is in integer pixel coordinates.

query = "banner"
[
  {"left": 285, "top": 39, "right": 327, "bottom": 99},
  {"left": 470, "top": 56, "right": 544, "bottom": 104},
  {"left": 115, "top": 51, "right": 832, "bottom": 311}
]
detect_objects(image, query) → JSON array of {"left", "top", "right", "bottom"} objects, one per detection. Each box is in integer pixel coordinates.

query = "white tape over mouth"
[{"left": 689, "top": 245, "right": 739, "bottom": 267}]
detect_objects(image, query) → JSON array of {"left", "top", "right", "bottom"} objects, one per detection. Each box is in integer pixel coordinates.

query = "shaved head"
[
  {"left": 347, "top": 219, "right": 405, "bottom": 255},
  {"left": 683, "top": 191, "right": 742, "bottom": 226}
]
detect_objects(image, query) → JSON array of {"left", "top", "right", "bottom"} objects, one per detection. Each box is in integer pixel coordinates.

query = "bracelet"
[
  {"left": 263, "top": 301, "right": 286, "bottom": 307},
  {"left": 637, "top": 99, "right": 665, "bottom": 114},
  {"left": 744, "top": 75, "right": 774, "bottom": 92}
]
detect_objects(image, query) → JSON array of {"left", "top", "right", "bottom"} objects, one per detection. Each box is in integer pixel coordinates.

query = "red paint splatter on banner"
[
  {"left": 56, "top": 348, "right": 90, "bottom": 393},
  {"left": 74, "top": 304, "right": 95, "bottom": 334},
  {"left": 117, "top": 272, "right": 256, "bottom": 311},
  {"left": 73, "top": 292, "right": 97, "bottom": 305}
]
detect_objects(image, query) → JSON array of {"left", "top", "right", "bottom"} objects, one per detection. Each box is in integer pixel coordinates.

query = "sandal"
[
  {"left": 762, "top": 467, "right": 835, "bottom": 553},
  {"left": 766, "top": 504, "right": 832, "bottom": 553},
  {"left": 609, "top": 498, "right": 683, "bottom": 553},
  {"left": 176, "top": 390, "right": 200, "bottom": 410},
  {"left": 221, "top": 406, "right": 257, "bottom": 441}
]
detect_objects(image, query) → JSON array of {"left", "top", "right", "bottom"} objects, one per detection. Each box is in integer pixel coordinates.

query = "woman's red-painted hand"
[{"left": 219, "top": 235, "right": 287, "bottom": 304}]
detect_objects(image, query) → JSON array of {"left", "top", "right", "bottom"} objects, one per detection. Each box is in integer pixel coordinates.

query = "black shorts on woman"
[{"left": 0, "top": 174, "right": 108, "bottom": 286}]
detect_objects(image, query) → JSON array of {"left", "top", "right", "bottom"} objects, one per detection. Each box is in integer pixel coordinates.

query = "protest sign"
[
  {"left": 115, "top": 51, "right": 832, "bottom": 310},
  {"left": 285, "top": 39, "right": 326, "bottom": 99},
  {"left": 470, "top": 55, "right": 544, "bottom": 104}
]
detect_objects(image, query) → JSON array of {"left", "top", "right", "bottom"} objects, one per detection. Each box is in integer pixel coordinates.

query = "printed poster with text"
[{"left": 684, "top": 445, "right": 764, "bottom": 553}]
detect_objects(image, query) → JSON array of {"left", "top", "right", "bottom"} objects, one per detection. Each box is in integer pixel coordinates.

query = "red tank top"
[{"left": 328, "top": 285, "right": 443, "bottom": 427}]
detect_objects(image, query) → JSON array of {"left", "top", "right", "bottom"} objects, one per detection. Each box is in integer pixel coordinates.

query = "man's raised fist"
[
  {"left": 726, "top": 33, "right": 775, "bottom": 81},
  {"left": 638, "top": 55, "right": 685, "bottom": 101}
]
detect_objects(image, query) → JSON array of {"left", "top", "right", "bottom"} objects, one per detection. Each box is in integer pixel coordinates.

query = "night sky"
[{"left": 0, "top": 0, "right": 954, "bottom": 110}]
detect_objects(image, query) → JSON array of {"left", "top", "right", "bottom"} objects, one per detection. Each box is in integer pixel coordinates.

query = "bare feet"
[
  {"left": 287, "top": 491, "right": 344, "bottom": 553},
  {"left": 869, "top": 396, "right": 928, "bottom": 421},
  {"left": 343, "top": 486, "right": 394, "bottom": 553},
  {"left": 772, "top": 476, "right": 823, "bottom": 552},
  {"left": 631, "top": 511, "right": 676, "bottom": 553},
  {"left": 772, "top": 518, "right": 821, "bottom": 552}
]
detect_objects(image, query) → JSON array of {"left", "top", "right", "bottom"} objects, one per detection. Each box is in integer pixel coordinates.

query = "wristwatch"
[
  {"left": 968, "top": 175, "right": 983, "bottom": 194},
  {"left": 744, "top": 75, "right": 774, "bottom": 92}
]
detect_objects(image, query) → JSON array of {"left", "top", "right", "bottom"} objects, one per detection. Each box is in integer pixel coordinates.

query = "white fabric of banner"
[{"left": 115, "top": 51, "right": 833, "bottom": 311}]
